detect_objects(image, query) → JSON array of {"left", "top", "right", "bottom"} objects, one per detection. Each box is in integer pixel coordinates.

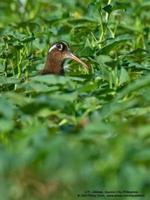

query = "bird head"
[{"left": 45, "top": 41, "right": 88, "bottom": 74}]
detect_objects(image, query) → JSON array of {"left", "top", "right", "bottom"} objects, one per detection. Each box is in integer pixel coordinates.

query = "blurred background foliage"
[{"left": 0, "top": 0, "right": 150, "bottom": 199}]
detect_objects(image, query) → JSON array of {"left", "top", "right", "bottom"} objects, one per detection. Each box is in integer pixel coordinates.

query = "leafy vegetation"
[{"left": 0, "top": 0, "right": 150, "bottom": 199}]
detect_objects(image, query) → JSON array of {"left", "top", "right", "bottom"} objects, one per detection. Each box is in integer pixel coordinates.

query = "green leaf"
[{"left": 119, "top": 67, "right": 130, "bottom": 85}]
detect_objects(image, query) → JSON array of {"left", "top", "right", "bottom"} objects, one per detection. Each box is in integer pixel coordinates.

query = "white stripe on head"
[{"left": 49, "top": 44, "right": 57, "bottom": 53}]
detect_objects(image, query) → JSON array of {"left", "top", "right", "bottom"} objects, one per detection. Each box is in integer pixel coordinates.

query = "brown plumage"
[{"left": 40, "top": 41, "right": 88, "bottom": 75}]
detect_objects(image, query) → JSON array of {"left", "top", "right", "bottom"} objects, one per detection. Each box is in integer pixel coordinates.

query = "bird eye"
[{"left": 56, "top": 43, "right": 63, "bottom": 51}]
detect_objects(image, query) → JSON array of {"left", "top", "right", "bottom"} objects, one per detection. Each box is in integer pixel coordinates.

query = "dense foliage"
[{"left": 0, "top": 0, "right": 150, "bottom": 199}]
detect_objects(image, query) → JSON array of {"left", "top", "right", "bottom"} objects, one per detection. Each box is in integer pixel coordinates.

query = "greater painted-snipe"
[{"left": 40, "top": 41, "right": 88, "bottom": 75}]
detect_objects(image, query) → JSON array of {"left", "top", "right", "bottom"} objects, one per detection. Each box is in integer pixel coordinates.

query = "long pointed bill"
[{"left": 66, "top": 52, "right": 89, "bottom": 72}]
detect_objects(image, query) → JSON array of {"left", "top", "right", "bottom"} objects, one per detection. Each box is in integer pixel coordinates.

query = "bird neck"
[{"left": 43, "top": 55, "right": 64, "bottom": 75}]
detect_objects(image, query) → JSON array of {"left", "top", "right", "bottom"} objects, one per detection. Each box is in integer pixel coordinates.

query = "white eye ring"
[
  {"left": 48, "top": 43, "right": 64, "bottom": 53},
  {"left": 56, "top": 43, "right": 63, "bottom": 51}
]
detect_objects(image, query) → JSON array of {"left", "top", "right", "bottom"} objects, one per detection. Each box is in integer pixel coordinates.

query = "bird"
[{"left": 40, "top": 41, "right": 89, "bottom": 75}]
